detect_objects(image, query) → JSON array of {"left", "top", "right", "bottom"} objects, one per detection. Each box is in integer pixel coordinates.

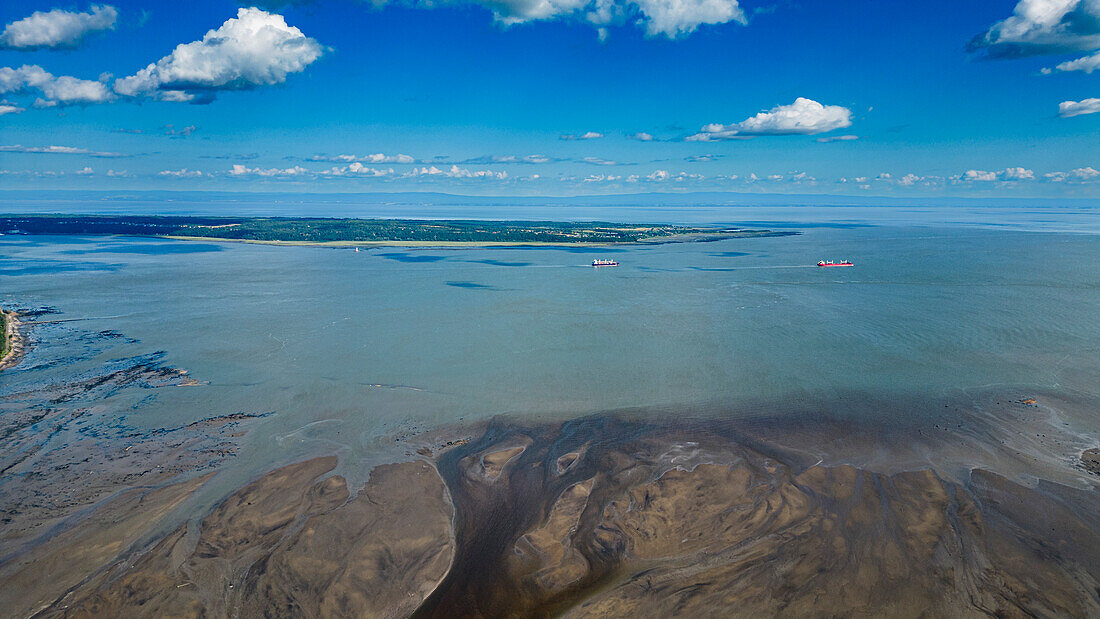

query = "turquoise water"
[{"left": 2, "top": 211, "right": 1099, "bottom": 495}]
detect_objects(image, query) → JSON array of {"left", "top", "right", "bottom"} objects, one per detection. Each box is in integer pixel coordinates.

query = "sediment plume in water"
[{"left": 18, "top": 407, "right": 1099, "bottom": 618}]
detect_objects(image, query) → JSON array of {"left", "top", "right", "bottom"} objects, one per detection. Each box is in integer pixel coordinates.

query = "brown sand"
[
  {"left": 42, "top": 457, "right": 454, "bottom": 618},
  {"left": 4, "top": 413, "right": 1098, "bottom": 617},
  {"left": 416, "top": 417, "right": 1100, "bottom": 618},
  {"left": 1082, "top": 448, "right": 1100, "bottom": 475},
  {"left": 0, "top": 473, "right": 214, "bottom": 618}
]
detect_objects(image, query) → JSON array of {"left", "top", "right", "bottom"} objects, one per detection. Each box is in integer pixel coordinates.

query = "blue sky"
[{"left": 1, "top": 0, "right": 1098, "bottom": 197}]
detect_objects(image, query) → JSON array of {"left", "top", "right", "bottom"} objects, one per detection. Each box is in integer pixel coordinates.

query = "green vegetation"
[
  {"left": 0, "top": 215, "right": 793, "bottom": 245},
  {"left": 0, "top": 311, "right": 7, "bottom": 360}
]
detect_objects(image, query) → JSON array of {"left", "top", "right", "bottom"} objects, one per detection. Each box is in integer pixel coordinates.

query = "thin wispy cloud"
[
  {"left": 459, "top": 154, "right": 564, "bottom": 164},
  {"left": 560, "top": 131, "right": 604, "bottom": 141},
  {"left": 684, "top": 154, "right": 723, "bottom": 162},
  {"left": 200, "top": 153, "right": 260, "bottom": 160},
  {"left": 0, "top": 100, "right": 24, "bottom": 115},
  {"left": 163, "top": 124, "right": 198, "bottom": 137},
  {"left": 306, "top": 153, "right": 415, "bottom": 164},
  {"left": 580, "top": 156, "right": 618, "bottom": 166},
  {"left": 0, "top": 144, "right": 125, "bottom": 157}
]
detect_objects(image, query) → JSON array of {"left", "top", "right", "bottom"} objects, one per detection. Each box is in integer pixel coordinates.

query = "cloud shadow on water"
[
  {"left": 446, "top": 281, "right": 500, "bottom": 290},
  {"left": 377, "top": 253, "right": 448, "bottom": 263}
]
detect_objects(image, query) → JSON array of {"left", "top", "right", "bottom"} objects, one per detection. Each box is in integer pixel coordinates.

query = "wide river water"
[{"left": 2, "top": 203, "right": 1099, "bottom": 506}]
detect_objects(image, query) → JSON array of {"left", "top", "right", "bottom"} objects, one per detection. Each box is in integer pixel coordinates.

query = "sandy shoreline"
[
  {"left": 0, "top": 309, "right": 26, "bottom": 372},
  {"left": 3, "top": 403, "right": 1098, "bottom": 617}
]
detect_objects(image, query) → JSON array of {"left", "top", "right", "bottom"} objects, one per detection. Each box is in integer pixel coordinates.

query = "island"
[{"left": 0, "top": 215, "right": 793, "bottom": 247}]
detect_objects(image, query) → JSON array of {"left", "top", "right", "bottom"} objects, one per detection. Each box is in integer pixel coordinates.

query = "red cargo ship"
[{"left": 817, "top": 260, "right": 853, "bottom": 267}]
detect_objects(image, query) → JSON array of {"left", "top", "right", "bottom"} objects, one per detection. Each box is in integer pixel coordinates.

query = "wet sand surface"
[
  {"left": 4, "top": 395, "right": 1095, "bottom": 618},
  {"left": 415, "top": 413, "right": 1100, "bottom": 618},
  {"left": 0, "top": 351, "right": 258, "bottom": 562},
  {"left": 40, "top": 457, "right": 454, "bottom": 618}
]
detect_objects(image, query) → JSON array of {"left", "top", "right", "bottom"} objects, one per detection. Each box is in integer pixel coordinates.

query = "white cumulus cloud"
[
  {"left": 1056, "top": 97, "right": 1100, "bottom": 116},
  {"left": 0, "top": 65, "right": 114, "bottom": 106},
  {"left": 319, "top": 163, "right": 395, "bottom": 177},
  {"left": 642, "top": 169, "right": 703, "bottom": 182},
  {"left": 560, "top": 131, "right": 604, "bottom": 140},
  {"left": 229, "top": 164, "right": 309, "bottom": 177},
  {"left": 408, "top": 165, "right": 508, "bottom": 179},
  {"left": 1002, "top": 166, "right": 1036, "bottom": 180},
  {"left": 159, "top": 168, "right": 203, "bottom": 177},
  {"left": 0, "top": 5, "right": 118, "bottom": 50},
  {"left": 115, "top": 8, "right": 324, "bottom": 103},
  {"left": 1053, "top": 51, "right": 1100, "bottom": 72},
  {"left": 631, "top": 0, "right": 745, "bottom": 37},
  {"left": 954, "top": 167, "right": 1036, "bottom": 183},
  {"left": 969, "top": 0, "right": 1100, "bottom": 58},
  {"left": 1044, "top": 166, "right": 1100, "bottom": 182},
  {"left": 688, "top": 98, "right": 853, "bottom": 141},
  {"left": 394, "top": 0, "right": 745, "bottom": 38}
]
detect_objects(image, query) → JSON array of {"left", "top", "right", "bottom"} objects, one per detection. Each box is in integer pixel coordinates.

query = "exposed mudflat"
[
  {"left": 1082, "top": 448, "right": 1100, "bottom": 475},
  {"left": 6, "top": 406, "right": 1096, "bottom": 618},
  {"left": 0, "top": 356, "right": 258, "bottom": 562},
  {"left": 416, "top": 415, "right": 1100, "bottom": 618},
  {"left": 41, "top": 457, "right": 454, "bottom": 619}
]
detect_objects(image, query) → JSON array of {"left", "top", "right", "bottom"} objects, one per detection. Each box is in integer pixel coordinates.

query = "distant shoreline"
[
  {"left": 161, "top": 230, "right": 788, "bottom": 248},
  {"left": 0, "top": 215, "right": 796, "bottom": 248},
  {"left": 163, "top": 235, "right": 635, "bottom": 248}
]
